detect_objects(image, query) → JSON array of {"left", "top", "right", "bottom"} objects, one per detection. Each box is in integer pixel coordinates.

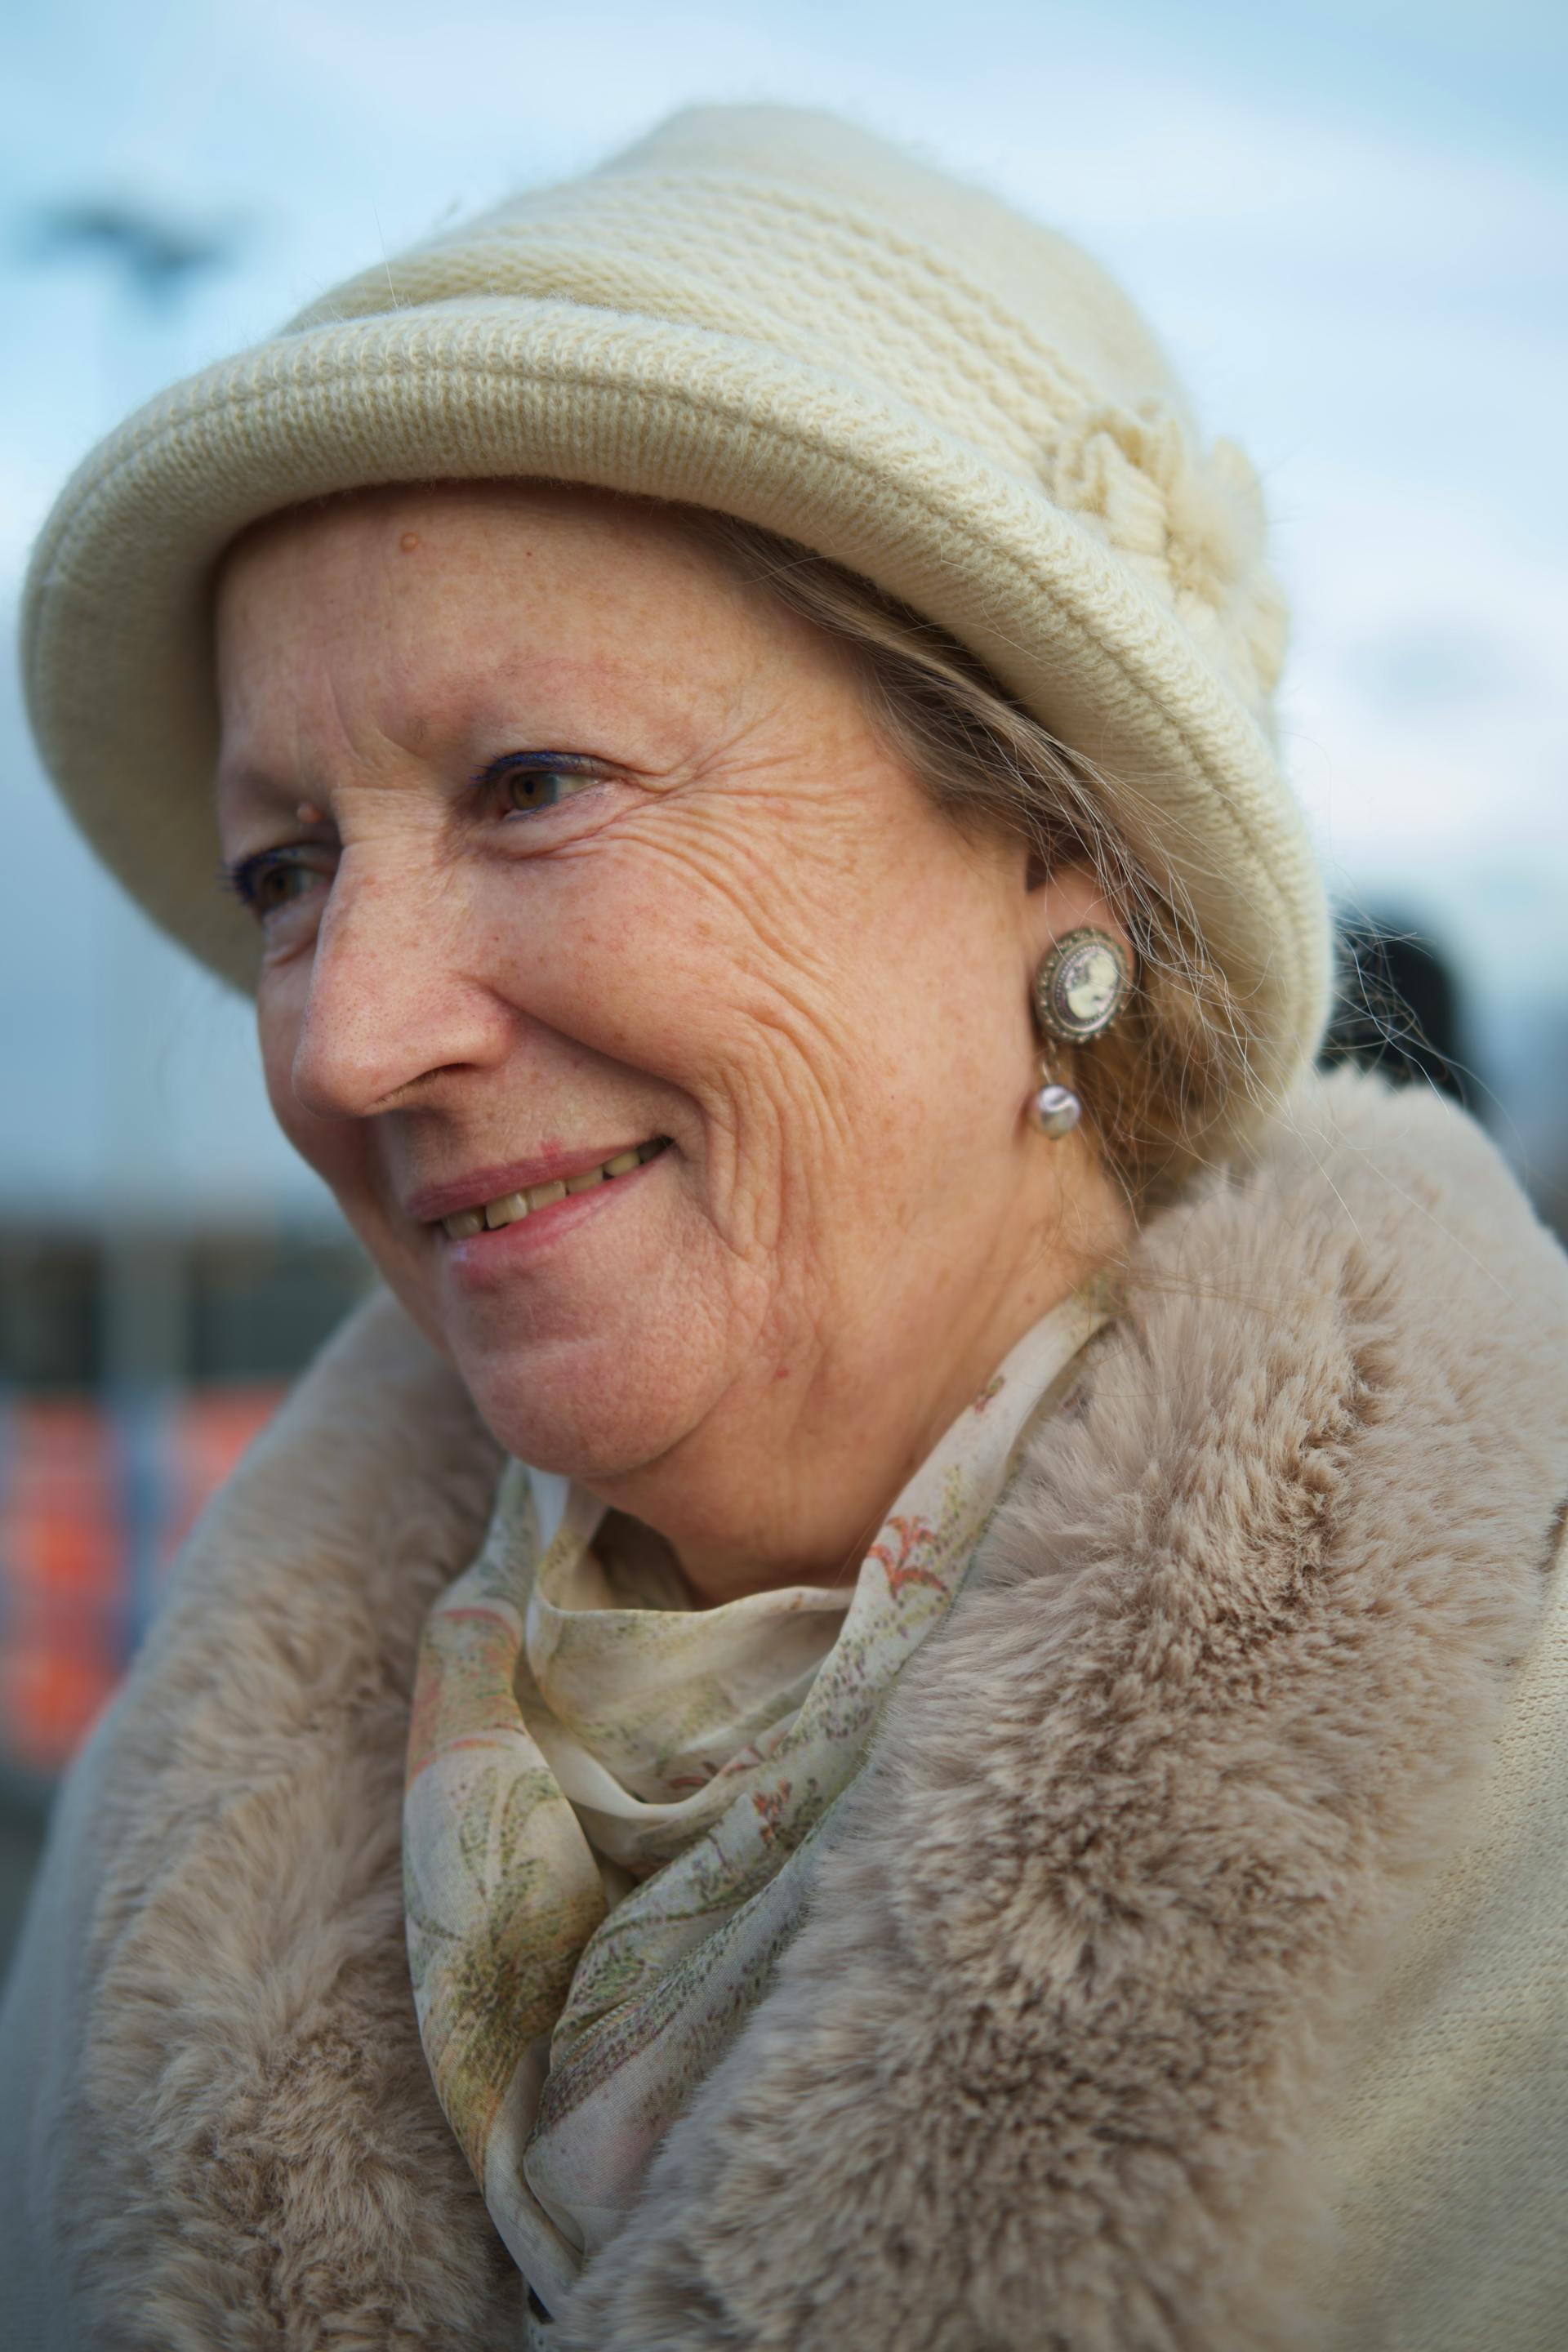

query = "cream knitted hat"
[{"left": 20, "top": 104, "right": 1331, "bottom": 1111}]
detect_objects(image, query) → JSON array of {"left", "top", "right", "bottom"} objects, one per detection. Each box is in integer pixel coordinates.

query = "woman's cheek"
[{"left": 525, "top": 858, "right": 722, "bottom": 1082}]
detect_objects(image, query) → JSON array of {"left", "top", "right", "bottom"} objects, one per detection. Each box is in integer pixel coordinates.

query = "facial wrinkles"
[
  {"left": 452, "top": 646, "right": 882, "bottom": 1263},
  {"left": 586, "top": 855, "right": 895, "bottom": 1430},
  {"left": 587, "top": 744, "right": 888, "bottom": 1296},
  {"left": 670, "top": 797, "right": 945, "bottom": 1355}
]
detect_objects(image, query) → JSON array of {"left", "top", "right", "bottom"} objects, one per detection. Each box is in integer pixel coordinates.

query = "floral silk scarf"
[{"left": 403, "top": 1281, "right": 1112, "bottom": 2318}]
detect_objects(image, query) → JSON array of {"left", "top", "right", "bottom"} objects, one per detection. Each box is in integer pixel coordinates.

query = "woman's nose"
[{"left": 288, "top": 853, "right": 506, "bottom": 1120}]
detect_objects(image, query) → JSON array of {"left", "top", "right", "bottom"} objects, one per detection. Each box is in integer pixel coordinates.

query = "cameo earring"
[{"left": 1027, "top": 927, "right": 1132, "bottom": 1138}]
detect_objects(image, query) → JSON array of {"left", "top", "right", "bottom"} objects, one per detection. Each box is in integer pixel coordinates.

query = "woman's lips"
[
  {"left": 408, "top": 1138, "right": 666, "bottom": 1227},
  {"left": 437, "top": 1138, "right": 666, "bottom": 1240},
  {"left": 437, "top": 1139, "right": 669, "bottom": 1276}
]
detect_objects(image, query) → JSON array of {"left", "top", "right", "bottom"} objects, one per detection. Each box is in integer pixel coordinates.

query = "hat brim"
[{"left": 21, "top": 292, "right": 1330, "bottom": 1116}]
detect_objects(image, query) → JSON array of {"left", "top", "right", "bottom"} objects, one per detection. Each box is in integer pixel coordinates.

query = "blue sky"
[{"left": 2, "top": 0, "right": 1565, "bottom": 1218}]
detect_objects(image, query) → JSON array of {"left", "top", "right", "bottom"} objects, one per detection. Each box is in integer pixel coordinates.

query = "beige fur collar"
[{"left": 25, "top": 1072, "right": 1568, "bottom": 2350}]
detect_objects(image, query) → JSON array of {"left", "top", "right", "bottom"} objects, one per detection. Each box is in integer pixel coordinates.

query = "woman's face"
[{"left": 214, "top": 485, "right": 1097, "bottom": 1489}]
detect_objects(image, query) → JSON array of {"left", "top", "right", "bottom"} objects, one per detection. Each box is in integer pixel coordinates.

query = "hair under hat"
[{"left": 20, "top": 105, "right": 1332, "bottom": 1137}]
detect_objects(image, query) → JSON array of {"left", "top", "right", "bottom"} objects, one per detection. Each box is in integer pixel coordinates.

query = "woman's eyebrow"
[
  {"left": 214, "top": 749, "right": 359, "bottom": 842},
  {"left": 213, "top": 752, "right": 311, "bottom": 821}
]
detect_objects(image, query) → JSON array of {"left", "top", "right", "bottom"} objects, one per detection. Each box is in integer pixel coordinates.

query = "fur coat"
[{"left": 2, "top": 1068, "right": 1566, "bottom": 2352}]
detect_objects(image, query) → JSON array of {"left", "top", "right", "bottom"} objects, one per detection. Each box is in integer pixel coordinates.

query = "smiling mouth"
[{"left": 437, "top": 1138, "right": 669, "bottom": 1241}]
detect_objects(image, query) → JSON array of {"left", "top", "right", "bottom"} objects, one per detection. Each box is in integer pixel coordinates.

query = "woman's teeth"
[{"left": 441, "top": 1140, "right": 666, "bottom": 1241}]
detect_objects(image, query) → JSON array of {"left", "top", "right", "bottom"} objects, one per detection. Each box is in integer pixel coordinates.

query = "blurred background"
[{"left": 2, "top": 0, "right": 1565, "bottom": 1965}]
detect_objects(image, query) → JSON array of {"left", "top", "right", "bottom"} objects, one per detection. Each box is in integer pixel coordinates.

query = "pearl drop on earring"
[{"left": 1028, "top": 1075, "right": 1082, "bottom": 1138}]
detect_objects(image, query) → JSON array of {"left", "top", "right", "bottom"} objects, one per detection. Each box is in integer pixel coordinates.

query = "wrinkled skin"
[{"left": 214, "top": 483, "right": 1132, "bottom": 1601}]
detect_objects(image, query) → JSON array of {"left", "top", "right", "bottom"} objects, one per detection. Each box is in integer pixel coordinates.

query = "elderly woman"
[{"left": 4, "top": 106, "right": 1566, "bottom": 2352}]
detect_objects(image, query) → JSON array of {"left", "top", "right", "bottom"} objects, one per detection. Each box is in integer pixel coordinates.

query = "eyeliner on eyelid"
[{"left": 219, "top": 844, "right": 327, "bottom": 911}]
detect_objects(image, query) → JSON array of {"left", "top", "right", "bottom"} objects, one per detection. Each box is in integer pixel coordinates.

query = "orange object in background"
[
  {"left": 161, "top": 1388, "right": 285, "bottom": 1564},
  {"left": 0, "top": 1388, "right": 281, "bottom": 1778}
]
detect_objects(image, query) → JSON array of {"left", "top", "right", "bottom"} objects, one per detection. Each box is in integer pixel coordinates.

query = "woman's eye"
[
  {"left": 485, "top": 755, "right": 603, "bottom": 819},
  {"left": 225, "top": 846, "right": 334, "bottom": 924}
]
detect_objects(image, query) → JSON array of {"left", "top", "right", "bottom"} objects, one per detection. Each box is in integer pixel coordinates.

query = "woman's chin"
[{"left": 450, "top": 1334, "right": 710, "bottom": 1486}]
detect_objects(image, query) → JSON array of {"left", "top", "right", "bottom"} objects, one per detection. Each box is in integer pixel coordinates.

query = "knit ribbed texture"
[{"left": 19, "top": 105, "right": 1332, "bottom": 1130}]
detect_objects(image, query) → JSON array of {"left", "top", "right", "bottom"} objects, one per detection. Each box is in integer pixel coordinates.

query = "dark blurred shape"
[
  {"left": 1318, "top": 913, "right": 1475, "bottom": 1111},
  {"left": 19, "top": 198, "right": 241, "bottom": 304},
  {"left": 2, "top": 1227, "right": 370, "bottom": 1391},
  {"left": 0, "top": 1762, "right": 48, "bottom": 1989}
]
